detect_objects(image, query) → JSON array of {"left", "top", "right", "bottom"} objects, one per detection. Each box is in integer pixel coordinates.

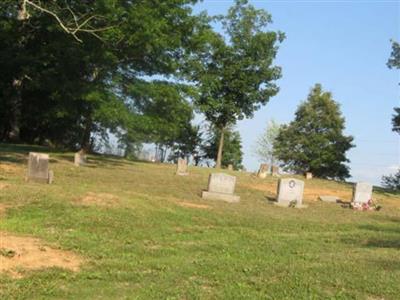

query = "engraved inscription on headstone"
[
  {"left": 352, "top": 182, "right": 373, "bottom": 204},
  {"left": 275, "top": 178, "right": 305, "bottom": 207},
  {"left": 202, "top": 173, "right": 240, "bottom": 203}
]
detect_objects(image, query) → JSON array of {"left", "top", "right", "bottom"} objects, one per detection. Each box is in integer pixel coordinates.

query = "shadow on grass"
[{"left": 374, "top": 186, "right": 400, "bottom": 197}]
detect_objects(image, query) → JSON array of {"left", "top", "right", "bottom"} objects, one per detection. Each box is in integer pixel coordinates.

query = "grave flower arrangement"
[{"left": 351, "top": 199, "right": 381, "bottom": 211}]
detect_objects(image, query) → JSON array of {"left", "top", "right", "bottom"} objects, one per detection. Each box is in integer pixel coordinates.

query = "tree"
[
  {"left": 187, "top": 0, "right": 284, "bottom": 168},
  {"left": 254, "top": 119, "right": 281, "bottom": 166},
  {"left": 0, "top": 1, "right": 204, "bottom": 152},
  {"left": 202, "top": 126, "right": 243, "bottom": 170},
  {"left": 388, "top": 41, "right": 400, "bottom": 133},
  {"left": 274, "top": 84, "right": 354, "bottom": 180},
  {"left": 382, "top": 170, "right": 400, "bottom": 191},
  {"left": 380, "top": 41, "right": 400, "bottom": 189}
]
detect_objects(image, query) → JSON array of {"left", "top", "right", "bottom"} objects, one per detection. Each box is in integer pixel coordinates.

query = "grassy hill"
[{"left": 1, "top": 144, "right": 399, "bottom": 299}]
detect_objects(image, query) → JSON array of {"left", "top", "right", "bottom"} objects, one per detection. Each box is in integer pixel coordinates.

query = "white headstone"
[
  {"left": 74, "top": 150, "right": 87, "bottom": 167},
  {"left": 276, "top": 178, "right": 305, "bottom": 207},
  {"left": 352, "top": 182, "right": 373, "bottom": 204},
  {"left": 27, "top": 152, "right": 53, "bottom": 184},
  {"left": 176, "top": 158, "right": 188, "bottom": 175},
  {"left": 257, "top": 163, "right": 270, "bottom": 179},
  {"left": 202, "top": 173, "right": 240, "bottom": 203}
]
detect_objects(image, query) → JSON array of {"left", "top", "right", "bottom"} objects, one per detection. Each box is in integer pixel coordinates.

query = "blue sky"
[{"left": 194, "top": 0, "right": 400, "bottom": 184}]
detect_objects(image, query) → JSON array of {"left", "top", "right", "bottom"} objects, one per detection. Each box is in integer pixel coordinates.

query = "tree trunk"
[
  {"left": 81, "top": 117, "right": 92, "bottom": 153},
  {"left": 8, "top": 78, "right": 23, "bottom": 142},
  {"left": 216, "top": 127, "right": 225, "bottom": 169}
]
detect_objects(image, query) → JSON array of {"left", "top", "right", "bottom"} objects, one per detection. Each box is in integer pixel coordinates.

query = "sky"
[{"left": 194, "top": 0, "right": 400, "bottom": 185}]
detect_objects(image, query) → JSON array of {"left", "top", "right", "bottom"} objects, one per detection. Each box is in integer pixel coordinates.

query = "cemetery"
[
  {"left": 0, "top": 144, "right": 400, "bottom": 299},
  {"left": 0, "top": 0, "right": 399, "bottom": 299}
]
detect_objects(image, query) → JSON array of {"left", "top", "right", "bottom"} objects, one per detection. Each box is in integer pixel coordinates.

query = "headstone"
[
  {"left": 352, "top": 182, "right": 373, "bottom": 204},
  {"left": 176, "top": 158, "right": 189, "bottom": 176},
  {"left": 27, "top": 152, "right": 53, "bottom": 184},
  {"left": 227, "top": 164, "right": 233, "bottom": 171},
  {"left": 319, "top": 195, "right": 339, "bottom": 203},
  {"left": 202, "top": 173, "right": 240, "bottom": 203},
  {"left": 275, "top": 178, "right": 306, "bottom": 208},
  {"left": 305, "top": 172, "right": 313, "bottom": 180},
  {"left": 257, "top": 163, "right": 270, "bottom": 179},
  {"left": 271, "top": 166, "right": 279, "bottom": 176},
  {"left": 74, "top": 150, "right": 87, "bottom": 167}
]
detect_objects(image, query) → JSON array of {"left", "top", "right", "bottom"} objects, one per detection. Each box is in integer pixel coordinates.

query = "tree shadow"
[{"left": 354, "top": 219, "right": 400, "bottom": 250}]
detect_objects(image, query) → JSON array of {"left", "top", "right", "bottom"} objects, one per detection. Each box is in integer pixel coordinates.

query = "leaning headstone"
[
  {"left": 74, "top": 150, "right": 87, "bottom": 167},
  {"left": 27, "top": 152, "right": 53, "bottom": 184},
  {"left": 202, "top": 173, "right": 240, "bottom": 203},
  {"left": 271, "top": 166, "right": 279, "bottom": 177},
  {"left": 305, "top": 172, "right": 313, "bottom": 180},
  {"left": 227, "top": 164, "right": 233, "bottom": 171},
  {"left": 352, "top": 182, "right": 373, "bottom": 204},
  {"left": 257, "top": 163, "right": 270, "bottom": 179},
  {"left": 176, "top": 158, "right": 189, "bottom": 176},
  {"left": 275, "top": 178, "right": 306, "bottom": 208}
]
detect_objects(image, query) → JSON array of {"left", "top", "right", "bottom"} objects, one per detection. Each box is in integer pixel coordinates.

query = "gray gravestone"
[
  {"left": 176, "top": 158, "right": 189, "bottom": 176},
  {"left": 271, "top": 166, "right": 279, "bottom": 177},
  {"left": 74, "top": 150, "right": 87, "bottom": 167},
  {"left": 257, "top": 163, "right": 270, "bottom": 178},
  {"left": 27, "top": 152, "right": 53, "bottom": 184},
  {"left": 202, "top": 173, "right": 240, "bottom": 203},
  {"left": 305, "top": 172, "right": 313, "bottom": 180},
  {"left": 227, "top": 164, "right": 233, "bottom": 171},
  {"left": 275, "top": 178, "right": 306, "bottom": 208},
  {"left": 352, "top": 182, "right": 373, "bottom": 204}
]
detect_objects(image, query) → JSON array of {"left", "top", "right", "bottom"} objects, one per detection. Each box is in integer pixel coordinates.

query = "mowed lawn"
[{"left": 1, "top": 144, "right": 400, "bottom": 299}]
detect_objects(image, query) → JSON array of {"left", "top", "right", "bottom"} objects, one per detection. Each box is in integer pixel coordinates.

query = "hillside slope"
[{"left": 1, "top": 144, "right": 399, "bottom": 299}]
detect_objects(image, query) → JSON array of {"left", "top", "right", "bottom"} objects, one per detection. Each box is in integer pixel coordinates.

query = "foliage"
[
  {"left": 254, "top": 119, "right": 281, "bottom": 165},
  {"left": 202, "top": 126, "right": 243, "bottom": 169},
  {"left": 274, "top": 84, "right": 354, "bottom": 180},
  {"left": 388, "top": 41, "right": 400, "bottom": 134},
  {"left": 382, "top": 169, "right": 400, "bottom": 191},
  {"left": 0, "top": 0, "right": 203, "bottom": 151},
  {"left": 186, "top": 0, "right": 284, "bottom": 167}
]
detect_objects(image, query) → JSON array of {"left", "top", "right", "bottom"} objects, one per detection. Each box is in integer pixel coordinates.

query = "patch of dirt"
[
  {"left": 0, "top": 182, "right": 11, "bottom": 190},
  {"left": 176, "top": 202, "right": 210, "bottom": 209},
  {"left": 0, "top": 164, "right": 21, "bottom": 174},
  {"left": 241, "top": 182, "right": 352, "bottom": 201},
  {"left": 0, "top": 203, "right": 9, "bottom": 215},
  {"left": 0, "top": 232, "right": 83, "bottom": 278},
  {"left": 75, "top": 192, "right": 120, "bottom": 207}
]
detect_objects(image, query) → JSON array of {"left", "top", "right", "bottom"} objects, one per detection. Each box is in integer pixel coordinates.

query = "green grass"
[{"left": 1, "top": 143, "right": 400, "bottom": 299}]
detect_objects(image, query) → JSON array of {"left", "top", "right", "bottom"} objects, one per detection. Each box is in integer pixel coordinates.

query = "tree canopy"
[
  {"left": 187, "top": 0, "right": 284, "bottom": 168},
  {"left": 274, "top": 84, "right": 354, "bottom": 180}
]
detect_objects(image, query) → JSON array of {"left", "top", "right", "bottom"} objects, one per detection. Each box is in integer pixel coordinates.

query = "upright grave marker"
[
  {"left": 176, "top": 158, "right": 189, "bottom": 176},
  {"left": 27, "top": 152, "right": 53, "bottom": 184},
  {"left": 227, "top": 164, "right": 233, "bottom": 171},
  {"left": 275, "top": 178, "right": 305, "bottom": 208},
  {"left": 202, "top": 173, "right": 240, "bottom": 203},
  {"left": 352, "top": 182, "right": 373, "bottom": 204},
  {"left": 74, "top": 150, "right": 87, "bottom": 167},
  {"left": 271, "top": 166, "right": 279, "bottom": 177},
  {"left": 305, "top": 172, "right": 313, "bottom": 180},
  {"left": 257, "top": 163, "right": 270, "bottom": 179}
]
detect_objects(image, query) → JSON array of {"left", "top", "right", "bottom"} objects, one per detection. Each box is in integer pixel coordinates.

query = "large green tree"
[
  {"left": 274, "top": 84, "right": 354, "bottom": 180},
  {"left": 381, "top": 41, "right": 400, "bottom": 190},
  {"left": 187, "top": 0, "right": 284, "bottom": 168},
  {"left": 388, "top": 41, "right": 400, "bottom": 133},
  {"left": 0, "top": 0, "right": 203, "bottom": 152},
  {"left": 202, "top": 126, "right": 243, "bottom": 170}
]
